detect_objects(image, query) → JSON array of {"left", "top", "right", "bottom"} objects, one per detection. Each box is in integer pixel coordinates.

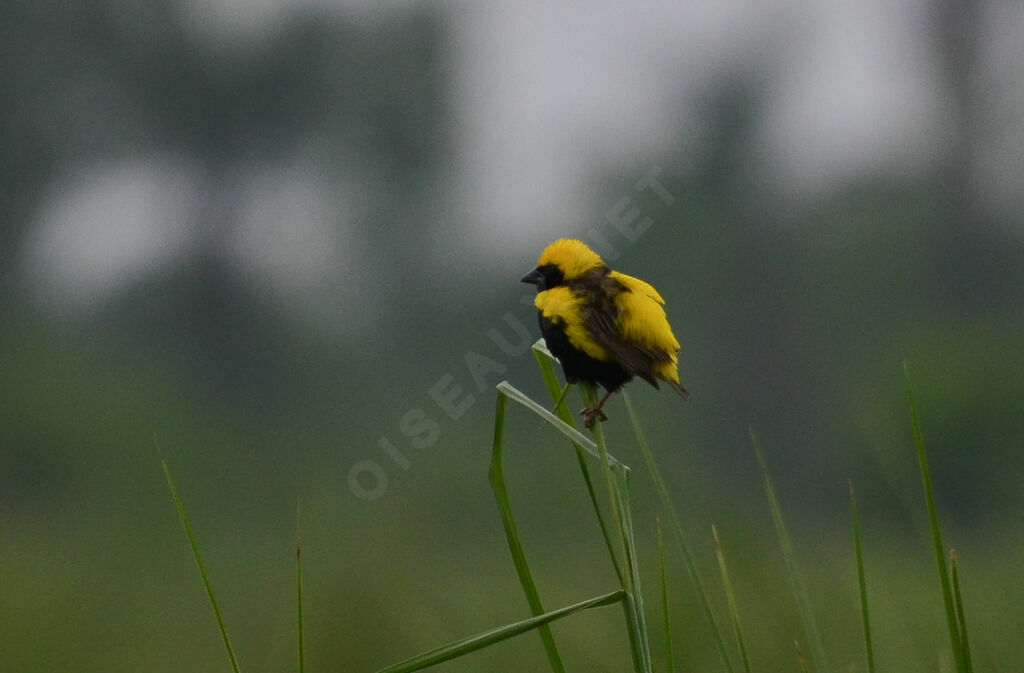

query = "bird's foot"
[{"left": 581, "top": 406, "right": 608, "bottom": 429}]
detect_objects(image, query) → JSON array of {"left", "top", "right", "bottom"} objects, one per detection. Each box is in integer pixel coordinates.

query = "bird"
[{"left": 521, "top": 238, "right": 689, "bottom": 428}]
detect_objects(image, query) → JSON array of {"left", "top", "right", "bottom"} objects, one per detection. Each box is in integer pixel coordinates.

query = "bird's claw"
[{"left": 581, "top": 406, "right": 608, "bottom": 429}]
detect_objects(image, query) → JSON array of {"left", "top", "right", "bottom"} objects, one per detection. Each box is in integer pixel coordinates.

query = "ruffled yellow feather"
[{"left": 609, "top": 271, "right": 681, "bottom": 384}]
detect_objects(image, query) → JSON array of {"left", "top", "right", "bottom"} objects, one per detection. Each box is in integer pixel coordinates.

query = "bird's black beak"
[{"left": 521, "top": 268, "right": 542, "bottom": 285}]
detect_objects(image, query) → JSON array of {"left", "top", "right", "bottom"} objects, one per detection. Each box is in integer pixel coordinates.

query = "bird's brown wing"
[{"left": 582, "top": 288, "right": 673, "bottom": 388}]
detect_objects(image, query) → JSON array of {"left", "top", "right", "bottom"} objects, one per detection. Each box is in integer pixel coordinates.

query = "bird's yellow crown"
[{"left": 536, "top": 239, "right": 604, "bottom": 281}]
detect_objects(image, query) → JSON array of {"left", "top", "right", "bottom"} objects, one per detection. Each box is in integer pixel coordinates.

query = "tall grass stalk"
[
  {"left": 903, "top": 363, "right": 967, "bottom": 672},
  {"left": 658, "top": 525, "right": 675, "bottom": 673},
  {"left": 848, "top": 481, "right": 875, "bottom": 673},
  {"left": 623, "top": 392, "right": 736, "bottom": 673},
  {"left": 751, "top": 430, "right": 829, "bottom": 673},
  {"left": 588, "top": 390, "right": 653, "bottom": 673},
  {"left": 619, "top": 469, "right": 654, "bottom": 673},
  {"left": 950, "top": 550, "right": 973, "bottom": 673},
  {"left": 712, "top": 525, "right": 752, "bottom": 673},
  {"left": 587, "top": 397, "right": 629, "bottom": 585},
  {"left": 488, "top": 392, "right": 567, "bottom": 672},
  {"left": 160, "top": 458, "right": 242, "bottom": 673}
]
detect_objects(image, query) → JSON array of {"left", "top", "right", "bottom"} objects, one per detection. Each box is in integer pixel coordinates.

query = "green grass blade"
[
  {"left": 903, "top": 362, "right": 964, "bottom": 672},
  {"left": 587, "top": 396, "right": 629, "bottom": 576},
  {"left": 619, "top": 591, "right": 649, "bottom": 673},
  {"left": 532, "top": 340, "right": 572, "bottom": 416},
  {"left": 658, "top": 525, "right": 675, "bottom": 673},
  {"left": 531, "top": 336, "right": 555, "bottom": 361},
  {"left": 795, "top": 640, "right": 810, "bottom": 673},
  {"left": 372, "top": 590, "right": 626, "bottom": 673},
  {"left": 950, "top": 550, "right": 973, "bottom": 673},
  {"left": 161, "top": 458, "right": 242, "bottom": 673},
  {"left": 532, "top": 346, "right": 623, "bottom": 583},
  {"left": 615, "top": 467, "right": 653, "bottom": 673},
  {"left": 296, "top": 502, "right": 305, "bottom": 673},
  {"left": 712, "top": 525, "right": 752, "bottom": 673},
  {"left": 489, "top": 393, "right": 567, "bottom": 673},
  {"left": 495, "top": 380, "right": 627, "bottom": 471},
  {"left": 623, "top": 392, "right": 736, "bottom": 673},
  {"left": 587, "top": 393, "right": 648, "bottom": 672},
  {"left": 751, "top": 430, "right": 829, "bottom": 673},
  {"left": 848, "top": 481, "right": 875, "bottom": 673}
]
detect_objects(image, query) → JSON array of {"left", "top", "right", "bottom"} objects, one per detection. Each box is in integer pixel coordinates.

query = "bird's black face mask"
[{"left": 520, "top": 264, "right": 564, "bottom": 292}]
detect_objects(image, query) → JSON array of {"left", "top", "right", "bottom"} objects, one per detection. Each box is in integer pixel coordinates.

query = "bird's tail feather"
[{"left": 668, "top": 380, "right": 691, "bottom": 402}]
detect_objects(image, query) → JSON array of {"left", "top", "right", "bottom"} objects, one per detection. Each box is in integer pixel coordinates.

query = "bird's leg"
[{"left": 582, "top": 389, "right": 614, "bottom": 429}]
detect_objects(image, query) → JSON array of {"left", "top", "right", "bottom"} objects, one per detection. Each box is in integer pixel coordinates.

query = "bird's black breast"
[{"left": 538, "top": 314, "right": 633, "bottom": 393}]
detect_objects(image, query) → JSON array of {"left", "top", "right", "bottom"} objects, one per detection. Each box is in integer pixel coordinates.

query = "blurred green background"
[{"left": 2, "top": 1, "right": 1023, "bottom": 671}]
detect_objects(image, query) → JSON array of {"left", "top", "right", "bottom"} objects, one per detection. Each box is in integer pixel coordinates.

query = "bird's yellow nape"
[{"left": 536, "top": 239, "right": 604, "bottom": 281}]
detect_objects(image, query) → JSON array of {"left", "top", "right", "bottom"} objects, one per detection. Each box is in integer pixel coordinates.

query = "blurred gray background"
[{"left": 2, "top": 1, "right": 1023, "bottom": 671}]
